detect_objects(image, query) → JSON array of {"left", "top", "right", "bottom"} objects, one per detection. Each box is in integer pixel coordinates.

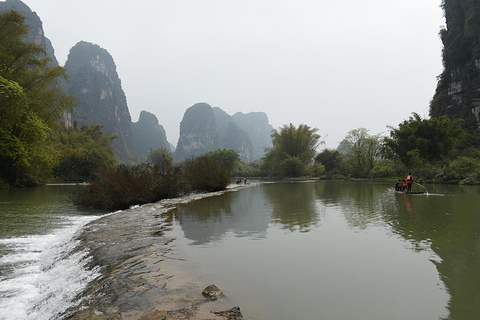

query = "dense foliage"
[
  {"left": 147, "top": 147, "right": 173, "bottom": 174},
  {"left": 383, "top": 113, "right": 466, "bottom": 167},
  {"left": 182, "top": 150, "right": 239, "bottom": 192},
  {"left": 382, "top": 113, "right": 480, "bottom": 184},
  {"left": 76, "top": 149, "right": 239, "bottom": 210},
  {"left": 266, "top": 124, "right": 322, "bottom": 177},
  {"left": 74, "top": 163, "right": 183, "bottom": 210},
  {"left": 338, "top": 128, "right": 382, "bottom": 178},
  {"left": 0, "top": 11, "right": 74, "bottom": 186},
  {"left": 314, "top": 149, "right": 347, "bottom": 177},
  {"left": 53, "top": 122, "right": 117, "bottom": 181}
]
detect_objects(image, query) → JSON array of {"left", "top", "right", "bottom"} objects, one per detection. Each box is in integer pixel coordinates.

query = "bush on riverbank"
[
  {"left": 182, "top": 153, "right": 234, "bottom": 192},
  {"left": 75, "top": 150, "right": 237, "bottom": 210},
  {"left": 74, "top": 163, "right": 183, "bottom": 210},
  {"left": 411, "top": 156, "right": 480, "bottom": 185}
]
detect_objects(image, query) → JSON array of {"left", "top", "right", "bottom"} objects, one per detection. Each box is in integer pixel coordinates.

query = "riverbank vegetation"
[
  {"left": 260, "top": 124, "right": 324, "bottom": 177},
  {"left": 0, "top": 11, "right": 74, "bottom": 187},
  {"left": 242, "top": 116, "right": 480, "bottom": 185},
  {"left": 311, "top": 114, "right": 480, "bottom": 184},
  {"left": 74, "top": 149, "right": 239, "bottom": 210},
  {"left": 0, "top": 11, "right": 117, "bottom": 188}
]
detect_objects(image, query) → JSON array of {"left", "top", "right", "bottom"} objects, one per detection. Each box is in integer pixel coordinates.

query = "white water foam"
[{"left": 0, "top": 215, "right": 102, "bottom": 320}]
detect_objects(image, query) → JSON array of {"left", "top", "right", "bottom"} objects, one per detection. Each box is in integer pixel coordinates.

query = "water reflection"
[
  {"left": 379, "top": 184, "right": 480, "bottom": 320},
  {"left": 171, "top": 181, "right": 480, "bottom": 319},
  {"left": 316, "top": 181, "right": 390, "bottom": 229},
  {"left": 173, "top": 187, "right": 271, "bottom": 244},
  {"left": 262, "top": 182, "right": 320, "bottom": 232}
]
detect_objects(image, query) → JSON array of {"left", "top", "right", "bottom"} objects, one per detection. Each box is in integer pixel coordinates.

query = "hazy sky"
[{"left": 16, "top": 0, "right": 445, "bottom": 149}]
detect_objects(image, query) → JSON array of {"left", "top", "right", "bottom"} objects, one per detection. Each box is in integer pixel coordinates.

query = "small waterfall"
[{"left": 0, "top": 216, "right": 101, "bottom": 320}]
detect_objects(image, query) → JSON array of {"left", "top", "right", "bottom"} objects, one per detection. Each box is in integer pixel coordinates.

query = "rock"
[
  {"left": 430, "top": 0, "right": 480, "bottom": 130},
  {"left": 64, "top": 41, "right": 136, "bottom": 161},
  {"left": 138, "top": 308, "right": 168, "bottom": 320},
  {"left": 202, "top": 284, "right": 224, "bottom": 300},
  {"left": 174, "top": 103, "right": 220, "bottom": 161},
  {"left": 132, "top": 110, "right": 170, "bottom": 158},
  {"left": 175, "top": 103, "right": 273, "bottom": 162},
  {"left": 213, "top": 306, "right": 244, "bottom": 320}
]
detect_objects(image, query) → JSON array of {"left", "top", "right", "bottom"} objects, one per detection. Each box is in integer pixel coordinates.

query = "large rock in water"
[
  {"left": 430, "top": 0, "right": 480, "bottom": 131},
  {"left": 132, "top": 110, "right": 170, "bottom": 158},
  {"left": 64, "top": 41, "right": 135, "bottom": 161}
]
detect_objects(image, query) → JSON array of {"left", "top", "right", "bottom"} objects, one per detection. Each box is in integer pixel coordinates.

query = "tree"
[
  {"left": 206, "top": 149, "right": 241, "bottom": 174},
  {"left": 148, "top": 148, "right": 174, "bottom": 176},
  {"left": 53, "top": 123, "right": 116, "bottom": 181},
  {"left": 182, "top": 153, "right": 234, "bottom": 192},
  {"left": 315, "top": 149, "right": 347, "bottom": 175},
  {"left": 0, "top": 11, "right": 74, "bottom": 186},
  {"left": 0, "top": 11, "right": 73, "bottom": 127},
  {"left": 268, "top": 124, "right": 322, "bottom": 177},
  {"left": 383, "top": 113, "right": 466, "bottom": 167},
  {"left": 0, "top": 74, "right": 58, "bottom": 185},
  {"left": 339, "top": 128, "right": 382, "bottom": 178}
]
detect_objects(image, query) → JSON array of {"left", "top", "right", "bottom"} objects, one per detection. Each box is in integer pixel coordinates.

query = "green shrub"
[
  {"left": 450, "top": 156, "right": 480, "bottom": 177},
  {"left": 370, "top": 159, "right": 405, "bottom": 178},
  {"left": 279, "top": 156, "right": 306, "bottom": 177},
  {"left": 75, "top": 163, "right": 182, "bottom": 210},
  {"left": 307, "top": 163, "right": 325, "bottom": 177},
  {"left": 182, "top": 154, "right": 233, "bottom": 192}
]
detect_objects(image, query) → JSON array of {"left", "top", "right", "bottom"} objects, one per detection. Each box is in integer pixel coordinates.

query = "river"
[{"left": 0, "top": 181, "right": 479, "bottom": 319}]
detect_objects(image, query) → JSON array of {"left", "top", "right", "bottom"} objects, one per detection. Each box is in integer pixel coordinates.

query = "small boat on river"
[{"left": 395, "top": 190, "right": 425, "bottom": 195}]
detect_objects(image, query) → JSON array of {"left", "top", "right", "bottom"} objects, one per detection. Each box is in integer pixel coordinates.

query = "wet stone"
[
  {"left": 213, "top": 306, "right": 245, "bottom": 320},
  {"left": 202, "top": 284, "right": 224, "bottom": 300}
]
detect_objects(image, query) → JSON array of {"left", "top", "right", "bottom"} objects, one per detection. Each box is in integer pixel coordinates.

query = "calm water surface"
[
  {"left": 1, "top": 181, "right": 479, "bottom": 320},
  {"left": 168, "top": 181, "right": 480, "bottom": 320}
]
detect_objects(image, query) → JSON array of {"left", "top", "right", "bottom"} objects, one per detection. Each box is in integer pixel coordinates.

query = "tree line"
[
  {"left": 255, "top": 113, "right": 479, "bottom": 185},
  {"left": 0, "top": 11, "right": 115, "bottom": 187}
]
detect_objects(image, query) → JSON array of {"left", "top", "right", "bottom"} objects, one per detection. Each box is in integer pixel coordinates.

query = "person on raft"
[
  {"left": 394, "top": 179, "right": 408, "bottom": 191},
  {"left": 406, "top": 173, "right": 414, "bottom": 192},
  {"left": 395, "top": 180, "right": 403, "bottom": 191}
]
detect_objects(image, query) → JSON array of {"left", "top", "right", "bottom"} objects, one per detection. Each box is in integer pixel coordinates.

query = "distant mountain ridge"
[
  {"left": 175, "top": 103, "right": 272, "bottom": 162},
  {"left": 212, "top": 107, "right": 254, "bottom": 162},
  {"left": 233, "top": 111, "right": 273, "bottom": 161},
  {"left": 132, "top": 111, "right": 170, "bottom": 158},
  {"left": 64, "top": 41, "right": 136, "bottom": 161},
  {"left": 1, "top": 0, "right": 273, "bottom": 163},
  {"left": 175, "top": 103, "right": 220, "bottom": 160}
]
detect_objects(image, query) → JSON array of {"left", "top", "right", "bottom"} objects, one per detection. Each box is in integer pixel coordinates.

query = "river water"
[{"left": 0, "top": 181, "right": 479, "bottom": 319}]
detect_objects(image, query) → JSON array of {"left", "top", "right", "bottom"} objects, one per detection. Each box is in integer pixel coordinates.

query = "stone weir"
[{"left": 62, "top": 189, "right": 252, "bottom": 320}]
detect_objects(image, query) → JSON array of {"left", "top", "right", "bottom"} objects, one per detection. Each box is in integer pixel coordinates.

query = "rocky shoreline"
[{"left": 62, "top": 189, "right": 251, "bottom": 320}]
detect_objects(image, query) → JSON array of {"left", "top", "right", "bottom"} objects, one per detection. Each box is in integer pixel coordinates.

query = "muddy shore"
[{"left": 62, "top": 188, "right": 252, "bottom": 320}]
